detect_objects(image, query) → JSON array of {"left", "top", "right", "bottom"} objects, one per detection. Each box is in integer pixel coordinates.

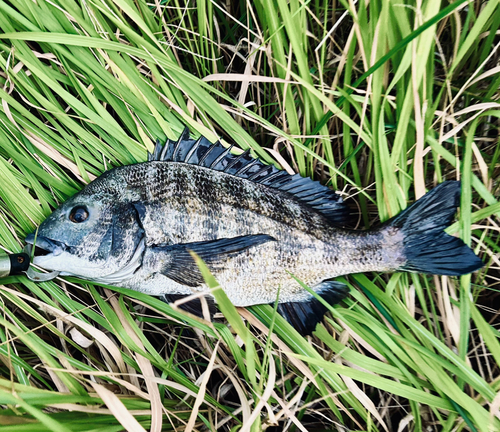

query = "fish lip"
[{"left": 25, "top": 234, "right": 67, "bottom": 257}]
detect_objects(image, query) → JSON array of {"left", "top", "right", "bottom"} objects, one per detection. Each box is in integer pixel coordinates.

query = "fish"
[{"left": 25, "top": 129, "right": 484, "bottom": 335}]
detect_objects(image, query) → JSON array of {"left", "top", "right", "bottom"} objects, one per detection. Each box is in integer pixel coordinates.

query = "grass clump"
[{"left": 0, "top": 0, "right": 499, "bottom": 431}]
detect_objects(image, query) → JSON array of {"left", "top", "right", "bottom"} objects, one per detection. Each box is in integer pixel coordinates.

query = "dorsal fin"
[{"left": 149, "top": 128, "right": 350, "bottom": 225}]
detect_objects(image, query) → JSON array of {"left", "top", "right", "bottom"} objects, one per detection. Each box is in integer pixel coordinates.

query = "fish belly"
[{"left": 123, "top": 235, "right": 332, "bottom": 305}]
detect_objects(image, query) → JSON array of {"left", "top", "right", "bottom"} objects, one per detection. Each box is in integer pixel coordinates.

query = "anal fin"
[{"left": 276, "top": 281, "right": 349, "bottom": 336}]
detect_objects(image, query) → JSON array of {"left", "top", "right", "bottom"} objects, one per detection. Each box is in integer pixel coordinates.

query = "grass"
[{"left": 0, "top": 0, "right": 498, "bottom": 431}]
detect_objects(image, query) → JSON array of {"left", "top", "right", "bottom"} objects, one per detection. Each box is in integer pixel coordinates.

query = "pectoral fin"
[{"left": 151, "top": 234, "right": 276, "bottom": 287}]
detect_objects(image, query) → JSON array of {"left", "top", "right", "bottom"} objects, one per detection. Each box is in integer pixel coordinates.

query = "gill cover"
[{"left": 26, "top": 191, "right": 145, "bottom": 281}]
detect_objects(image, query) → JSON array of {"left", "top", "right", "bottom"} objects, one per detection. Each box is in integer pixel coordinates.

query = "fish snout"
[{"left": 25, "top": 234, "right": 67, "bottom": 257}]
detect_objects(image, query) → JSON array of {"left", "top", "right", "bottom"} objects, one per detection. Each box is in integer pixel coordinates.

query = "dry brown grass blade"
[
  {"left": 49, "top": 404, "right": 151, "bottom": 415},
  {"left": 271, "top": 378, "right": 310, "bottom": 432},
  {"left": 202, "top": 73, "right": 293, "bottom": 84},
  {"left": 105, "top": 289, "right": 163, "bottom": 432},
  {"left": 91, "top": 381, "right": 147, "bottom": 432},
  {"left": 237, "top": 308, "right": 317, "bottom": 384},
  {"left": 1, "top": 287, "right": 128, "bottom": 375},
  {"left": 185, "top": 341, "right": 220, "bottom": 432},
  {"left": 440, "top": 103, "right": 500, "bottom": 143},
  {"left": 214, "top": 364, "right": 252, "bottom": 429},
  {"left": 26, "top": 132, "right": 94, "bottom": 183},
  {"left": 336, "top": 357, "right": 389, "bottom": 432},
  {"left": 239, "top": 354, "right": 276, "bottom": 432}
]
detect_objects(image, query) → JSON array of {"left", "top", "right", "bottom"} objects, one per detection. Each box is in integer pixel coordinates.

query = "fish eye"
[{"left": 69, "top": 206, "right": 89, "bottom": 223}]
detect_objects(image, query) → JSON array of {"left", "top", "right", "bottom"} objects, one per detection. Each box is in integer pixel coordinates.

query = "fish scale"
[{"left": 25, "top": 129, "right": 484, "bottom": 335}]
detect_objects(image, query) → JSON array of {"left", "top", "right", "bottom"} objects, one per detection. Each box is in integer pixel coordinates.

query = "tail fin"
[{"left": 387, "top": 181, "right": 483, "bottom": 276}]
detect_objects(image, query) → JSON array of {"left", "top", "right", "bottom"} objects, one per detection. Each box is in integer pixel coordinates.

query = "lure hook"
[
  {"left": 0, "top": 245, "right": 60, "bottom": 282},
  {"left": 23, "top": 244, "right": 60, "bottom": 282}
]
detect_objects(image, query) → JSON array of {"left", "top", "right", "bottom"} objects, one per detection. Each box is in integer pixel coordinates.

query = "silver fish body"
[{"left": 26, "top": 130, "right": 483, "bottom": 334}]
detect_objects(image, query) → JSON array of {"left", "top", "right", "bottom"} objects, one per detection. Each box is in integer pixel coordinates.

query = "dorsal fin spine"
[
  {"left": 174, "top": 128, "right": 191, "bottom": 161},
  {"left": 159, "top": 140, "right": 170, "bottom": 161},
  {"left": 184, "top": 137, "right": 203, "bottom": 163},
  {"left": 147, "top": 128, "right": 350, "bottom": 226},
  {"left": 260, "top": 171, "right": 288, "bottom": 184},
  {"left": 209, "top": 144, "right": 234, "bottom": 169},
  {"left": 223, "top": 149, "right": 251, "bottom": 173},
  {"left": 149, "top": 139, "right": 162, "bottom": 161},
  {"left": 172, "top": 138, "right": 183, "bottom": 161},
  {"left": 198, "top": 142, "right": 219, "bottom": 166},
  {"left": 179, "top": 127, "right": 190, "bottom": 141},
  {"left": 234, "top": 158, "right": 259, "bottom": 176},
  {"left": 247, "top": 166, "right": 274, "bottom": 181}
]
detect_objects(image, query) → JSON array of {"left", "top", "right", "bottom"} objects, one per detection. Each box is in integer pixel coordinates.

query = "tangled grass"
[{"left": 0, "top": 0, "right": 499, "bottom": 431}]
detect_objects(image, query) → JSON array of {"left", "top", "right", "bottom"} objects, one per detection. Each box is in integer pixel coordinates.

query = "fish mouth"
[{"left": 25, "top": 234, "right": 67, "bottom": 257}]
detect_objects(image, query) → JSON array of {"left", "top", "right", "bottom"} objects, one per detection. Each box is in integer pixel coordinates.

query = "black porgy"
[{"left": 25, "top": 129, "right": 484, "bottom": 334}]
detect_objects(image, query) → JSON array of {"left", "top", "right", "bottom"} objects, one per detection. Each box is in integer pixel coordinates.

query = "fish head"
[{"left": 25, "top": 174, "right": 145, "bottom": 281}]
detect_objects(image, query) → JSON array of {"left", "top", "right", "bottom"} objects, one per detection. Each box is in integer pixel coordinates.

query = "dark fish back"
[{"left": 149, "top": 129, "right": 350, "bottom": 226}]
